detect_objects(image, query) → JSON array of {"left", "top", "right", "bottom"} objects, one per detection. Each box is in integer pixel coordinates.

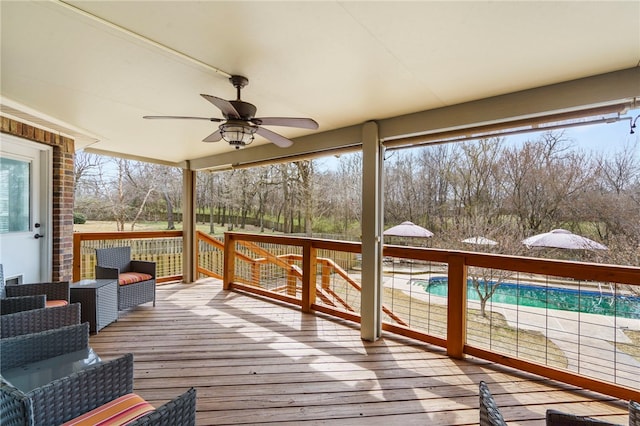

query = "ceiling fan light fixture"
[{"left": 220, "top": 121, "right": 258, "bottom": 149}]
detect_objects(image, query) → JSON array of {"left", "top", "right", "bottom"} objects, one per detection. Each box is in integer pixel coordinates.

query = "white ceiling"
[{"left": 2, "top": 1, "right": 639, "bottom": 167}]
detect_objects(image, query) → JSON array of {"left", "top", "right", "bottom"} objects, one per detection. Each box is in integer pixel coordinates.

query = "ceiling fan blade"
[
  {"left": 256, "top": 127, "right": 293, "bottom": 148},
  {"left": 203, "top": 129, "right": 223, "bottom": 143},
  {"left": 143, "top": 115, "right": 223, "bottom": 121},
  {"left": 201, "top": 94, "right": 240, "bottom": 119},
  {"left": 253, "top": 117, "right": 319, "bottom": 129}
]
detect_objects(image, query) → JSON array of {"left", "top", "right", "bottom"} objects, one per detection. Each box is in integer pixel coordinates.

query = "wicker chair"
[
  {"left": 4, "top": 281, "right": 70, "bottom": 308},
  {"left": 1, "top": 295, "right": 46, "bottom": 315},
  {"left": 479, "top": 381, "right": 507, "bottom": 426},
  {"left": 0, "top": 303, "right": 81, "bottom": 338},
  {"left": 0, "top": 264, "right": 46, "bottom": 315},
  {"left": 95, "top": 246, "right": 156, "bottom": 311},
  {"left": 630, "top": 400, "right": 639, "bottom": 426},
  {"left": 0, "top": 353, "right": 197, "bottom": 426},
  {"left": 1, "top": 323, "right": 90, "bottom": 372},
  {"left": 545, "top": 409, "right": 620, "bottom": 425}
]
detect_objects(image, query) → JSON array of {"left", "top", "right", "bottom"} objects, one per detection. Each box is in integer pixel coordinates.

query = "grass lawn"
[
  {"left": 323, "top": 284, "right": 568, "bottom": 369},
  {"left": 613, "top": 329, "right": 640, "bottom": 362},
  {"left": 74, "top": 220, "right": 276, "bottom": 235}
]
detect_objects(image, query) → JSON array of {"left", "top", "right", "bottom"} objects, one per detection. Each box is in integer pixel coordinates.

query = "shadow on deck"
[{"left": 88, "top": 279, "right": 629, "bottom": 425}]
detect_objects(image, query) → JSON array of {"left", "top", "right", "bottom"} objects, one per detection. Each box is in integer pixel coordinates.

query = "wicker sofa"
[
  {"left": 0, "top": 353, "right": 197, "bottom": 426},
  {"left": 95, "top": 247, "right": 156, "bottom": 311},
  {"left": 0, "top": 303, "right": 81, "bottom": 338}
]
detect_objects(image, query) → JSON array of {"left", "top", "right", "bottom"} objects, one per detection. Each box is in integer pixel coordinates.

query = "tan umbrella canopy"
[
  {"left": 384, "top": 221, "right": 434, "bottom": 238},
  {"left": 462, "top": 236, "right": 498, "bottom": 246},
  {"left": 522, "top": 229, "right": 608, "bottom": 250}
]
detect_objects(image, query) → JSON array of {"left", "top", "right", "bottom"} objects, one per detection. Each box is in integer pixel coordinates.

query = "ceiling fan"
[{"left": 143, "top": 75, "right": 318, "bottom": 149}]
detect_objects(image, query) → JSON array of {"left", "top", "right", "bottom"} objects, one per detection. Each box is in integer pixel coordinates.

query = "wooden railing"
[
  {"left": 72, "top": 231, "right": 183, "bottom": 282},
  {"left": 219, "top": 232, "right": 640, "bottom": 402},
  {"left": 74, "top": 230, "right": 640, "bottom": 401}
]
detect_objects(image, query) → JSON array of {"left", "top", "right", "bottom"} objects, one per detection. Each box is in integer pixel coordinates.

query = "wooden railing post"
[
  {"left": 302, "top": 242, "right": 317, "bottom": 312},
  {"left": 447, "top": 254, "right": 467, "bottom": 359},
  {"left": 251, "top": 262, "right": 261, "bottom": 285},
  {"left": 321, "top": 259, "right": 331, "bottom": 290},
  {"left": 195, "top": 232, "right": 200, "bottom": 282},
  {"left": 223, "top": 233, "right": 236, "bottom": 290},
  {"left": 72, "top": 233, "right": 82, "bottom": 282},
  {"left": 286, "top": 268, "right": 297, "bottom": 296}
]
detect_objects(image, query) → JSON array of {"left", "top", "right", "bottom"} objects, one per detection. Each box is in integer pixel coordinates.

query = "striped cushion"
[
  {"left": 118, "top": 272, "right": 153, "bottom": 286},
  {"left": 46, "top": 300, "right": 69, "bottom": 308},
  {"left": 62, "top": 393, "right": 154, "bottom": 426}
]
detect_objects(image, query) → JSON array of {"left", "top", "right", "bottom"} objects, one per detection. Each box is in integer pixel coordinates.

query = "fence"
[{"left": 72, "top": 231, "right": 183, "bottom": 282}]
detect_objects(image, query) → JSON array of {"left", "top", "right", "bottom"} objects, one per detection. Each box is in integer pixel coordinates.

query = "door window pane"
[{"left": 0, "top": 157, "right": 30, "bottom": 233}]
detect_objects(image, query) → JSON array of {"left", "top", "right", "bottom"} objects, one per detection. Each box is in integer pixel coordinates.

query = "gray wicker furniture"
[
  {"left": 1, "top": 265, "right": 46, "bottom": 315},
  {"left": 479, "top": 381, "right": 507, "bottom": 426},
  {"left": 630, "top": 400, "right": 639, "bottom": 426},
  {"left": 1, "top": 323, "right": 89, "bottom": 372},
  {"left": 95, "top": 246, "right": 156, "bottom": 311},
  {"left": 70, "top": 279, "right": 118, "bottom": 333},
  {"left": 546, "top": 409, "right": 619, "bottom": 425},
  {"left": 4, "top": 281, "right": 70, "bottom": 308},
  {"left": 1, "top": 295, "right": 46, "bottom": 315},
  {"left": 0, "top": 303, "right": 81, "bottom": 338},
  {"left": 0, "top": 353, "right": 197, "bottom": 426}
]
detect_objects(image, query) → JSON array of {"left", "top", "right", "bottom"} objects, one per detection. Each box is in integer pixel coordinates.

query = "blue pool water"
[{"left": 414, "top": 276, "right": 640, "bottom": 319}]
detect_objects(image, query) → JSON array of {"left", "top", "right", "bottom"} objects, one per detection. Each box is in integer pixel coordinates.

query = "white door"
[{"left": 0, "top": 134, "right": 52, "bottom": 283}]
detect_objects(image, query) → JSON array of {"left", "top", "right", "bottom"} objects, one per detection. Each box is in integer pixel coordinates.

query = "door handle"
[{"left": 34, "top": 233, "right": 44, "bottom": 239}]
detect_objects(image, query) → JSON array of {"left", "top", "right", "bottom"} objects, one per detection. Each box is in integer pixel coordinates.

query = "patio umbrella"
[
  {"left": 383, "top": 221, "right": 434, "bottom": 238},
  {"left": 522, "top": 229, "right": 608, "bottom": 250},
  {"left": 462, "top": 236, "right": 498, "bottom": 246}
]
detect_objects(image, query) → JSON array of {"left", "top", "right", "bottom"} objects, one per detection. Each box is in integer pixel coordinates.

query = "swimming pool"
[{"left": 413, "top": 276, "right": 640, "bottom": 319}]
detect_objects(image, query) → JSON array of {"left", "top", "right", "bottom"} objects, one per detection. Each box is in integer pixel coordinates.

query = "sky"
[
  {"left": 315, "top": 108, "right": 640, "bottom": 171},
  {"left": 562, "top": 108, "right": 640, "bottom": 157}
]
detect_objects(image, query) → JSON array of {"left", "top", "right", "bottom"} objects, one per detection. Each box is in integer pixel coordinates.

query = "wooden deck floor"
[{"left": 89, "top": 279, "right": 630, "bottom": 425}]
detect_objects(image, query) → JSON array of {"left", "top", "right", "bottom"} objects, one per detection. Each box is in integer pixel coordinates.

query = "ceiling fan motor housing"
[{"left": 229, "top": 75, "right": 249, "bottom": 89}]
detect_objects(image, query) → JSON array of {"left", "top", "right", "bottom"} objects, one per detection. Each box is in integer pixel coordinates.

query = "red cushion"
[
  {"left": 46, "top": 300, "right": 69, "bottom": 308},
  {"left": 118, "top": 272, "right": 153, "bottom": 286},
  {"left": 62, "top": 393, "right": 154, "bottom": 425}
]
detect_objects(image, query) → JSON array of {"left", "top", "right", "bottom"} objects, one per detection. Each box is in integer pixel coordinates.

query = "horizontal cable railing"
[
  {"left": 73, "top": 231, "right": 183, "bottom": 283},
  {"left": 220, "top": 232, "right": 640, "bottom": 401}
]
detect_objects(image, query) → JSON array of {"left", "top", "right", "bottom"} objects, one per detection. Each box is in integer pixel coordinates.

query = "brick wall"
[{"left": 1, "top": 116, "right": 75, "bottom": 282}]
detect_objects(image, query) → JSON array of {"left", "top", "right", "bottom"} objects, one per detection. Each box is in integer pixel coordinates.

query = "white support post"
[{"left": 360, "top": 121, "right": 383, "bottom": 341}]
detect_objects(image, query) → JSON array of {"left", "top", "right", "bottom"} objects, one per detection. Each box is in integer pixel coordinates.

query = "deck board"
[{"left": 89, "top": 279, "right": 630, "bottom": 425}]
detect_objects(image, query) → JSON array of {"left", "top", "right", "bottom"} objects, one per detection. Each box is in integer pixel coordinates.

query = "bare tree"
[
  {"left": 449, "top": 138, "right": 504, "bottom": 229},
  {"left": 292, "top": 160, "right": 313, "bottom": 236},
  {"left": 585, "top": 142, "right": 640, "bottom": 264},
  {"left": 73, "top": 151, "right": 104, "bottom": 192},
  {"left": 335, "top": 153, "right": 362, "bottom": 235},
  {"left": 502, "top": 131, "right": 594, "bottom": 235},
  {"left": 466, "top": 228, "right": 528, "bottom": 317}
]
